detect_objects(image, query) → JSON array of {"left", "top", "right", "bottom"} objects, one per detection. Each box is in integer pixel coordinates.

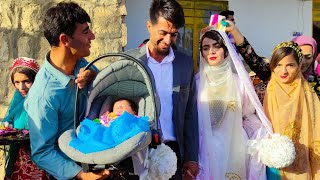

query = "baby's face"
[{"left": 113, "top": 100, "right": 135, "bottom": 115}]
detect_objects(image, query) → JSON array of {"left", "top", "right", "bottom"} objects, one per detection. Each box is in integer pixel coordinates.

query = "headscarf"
[
  {"left": 2, "top": 91, "right": 27, "bottom": 129},
  {"left": 264, "top": 42, "right": 320, "bottom": 179},
  {"left": 3, "top": 57, "right": 40, "bottom": 129},
  {"left": 197, "top": 28, "right": 272, "bottom": 180},
  {"left": 316, "top": 53, "right": 320, "bottom": 75},
  {"left": 292, "top": 35, "right": 317, "bottom": 79}
]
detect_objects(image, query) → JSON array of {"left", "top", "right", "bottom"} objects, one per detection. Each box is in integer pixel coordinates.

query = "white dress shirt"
[{"left": 146, "top": 43, "right": 176, "bottom": 142}]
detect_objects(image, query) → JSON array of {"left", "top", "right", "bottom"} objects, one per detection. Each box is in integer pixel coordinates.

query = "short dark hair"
[
  {"left": 112, "top": 98, "right": 137, "bottom": 114},
  {"left": 270, "top": 47, "right": 301, "bottom": 71},
  {"left": 11, "top": 67, "right": 37, "bottom": 84},
  {"left": 200, "top": 30, "right": 228, "bottom": 58},
  {"left": 219, "top": 10, "right": 234, "bottom": 18},
  {"left": 43, "top": 2, "right": 91, "bottom": 46},
  {"left": 149, "top": 0, "right": 185, "bottom": 29}
]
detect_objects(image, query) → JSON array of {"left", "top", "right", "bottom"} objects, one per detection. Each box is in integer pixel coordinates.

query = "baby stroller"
[{"left": 58, "top": 53, "right": 161, "bottom": 176}]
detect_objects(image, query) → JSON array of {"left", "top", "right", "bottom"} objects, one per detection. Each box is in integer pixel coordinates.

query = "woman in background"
[
  {"left": 225, "top": 21, "right": 320, "bottom": 100},
  {"left": 2, "top": 57, "right": 49, "bottom": 179},
  {"left": 264, "top": 42, "right": 320, "bottom": 179}
]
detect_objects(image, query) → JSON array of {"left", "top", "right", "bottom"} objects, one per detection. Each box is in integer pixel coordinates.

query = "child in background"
[{"left": 316, "top": 53, "right": 320, "bottom": 75}]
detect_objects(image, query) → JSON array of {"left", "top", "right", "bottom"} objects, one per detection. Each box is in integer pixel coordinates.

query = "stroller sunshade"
[{"left": 59, "top": 54, "right": 159, "bottom": 165}]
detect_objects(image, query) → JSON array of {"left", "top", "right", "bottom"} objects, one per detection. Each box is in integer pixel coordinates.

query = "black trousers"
[{"left": 165, "top": 141, "right": 183, "bottom": 180}]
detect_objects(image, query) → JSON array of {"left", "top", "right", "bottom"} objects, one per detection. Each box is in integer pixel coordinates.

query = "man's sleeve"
[
  {"left": 183, "top": 67, "right": 199, "bottom": 162},
  {"left": 235, "top": 37, "right": 271, "bottom": 82},
  {"left": 25, "top": 96, "right": 82, "bottom": 179}
]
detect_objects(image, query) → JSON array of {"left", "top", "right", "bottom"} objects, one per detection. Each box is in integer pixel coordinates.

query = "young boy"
[{"left": 24, "top": 2, "right": 106, "bottom": 179}]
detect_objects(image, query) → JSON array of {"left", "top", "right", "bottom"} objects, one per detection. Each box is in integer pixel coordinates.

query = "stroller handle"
[{"left": 74, "top": 53, "right": 160, "bottom": 132}]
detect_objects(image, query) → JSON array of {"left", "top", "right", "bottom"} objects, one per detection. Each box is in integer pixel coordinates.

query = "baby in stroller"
[
  {"left": 69, "top": 98, "right": 150, "bottom": 154},
  {"left": 111, "top": 98, "right": 136, "bottom": 115},
  {"left": 97, "top": 98, "right": 138, "bottom": 127},
  {"left": 58, "top": 53, "right": 177, "bottom": 179}
]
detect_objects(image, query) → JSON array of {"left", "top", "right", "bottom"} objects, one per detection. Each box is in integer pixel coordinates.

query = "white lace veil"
[{"left": 197, "top": 28, "right": 273, "bottom": 179}]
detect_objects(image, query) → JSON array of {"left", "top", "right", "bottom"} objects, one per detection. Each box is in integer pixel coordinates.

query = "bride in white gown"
[{"left": 196, "top": 27, "right": 273, "bottom": 180}]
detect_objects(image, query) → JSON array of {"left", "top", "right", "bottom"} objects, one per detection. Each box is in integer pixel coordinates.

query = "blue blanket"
[{"left": 69, "top": 111, "right": 149, "bottom": 154}]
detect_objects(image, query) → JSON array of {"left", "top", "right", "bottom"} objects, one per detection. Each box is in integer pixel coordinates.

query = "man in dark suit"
[{"left": 125, "top": 0, "right": 199, "bottom": 179}]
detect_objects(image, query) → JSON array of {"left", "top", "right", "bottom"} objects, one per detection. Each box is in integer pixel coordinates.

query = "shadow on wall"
[{"left": 0, "top": 0, "right": 54, "bottom": 105}]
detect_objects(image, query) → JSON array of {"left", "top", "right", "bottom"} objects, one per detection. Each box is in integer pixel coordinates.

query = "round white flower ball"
[
  {"left": 259, "top": 134, "right": 296, "bottom": 169},
  {"left": 147, "top": 143, "right": 177, "bottom": 180}
]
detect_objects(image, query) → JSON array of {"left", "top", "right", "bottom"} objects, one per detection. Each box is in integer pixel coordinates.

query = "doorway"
[{"left": 176, "top": 0, "right": 228, "bottom": 71}]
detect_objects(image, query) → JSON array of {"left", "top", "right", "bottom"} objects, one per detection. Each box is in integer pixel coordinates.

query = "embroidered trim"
[
  {"left": 272, "top": 41, "right": 303, "bottom": 62},
  {"left": 225, "top": 172, "right": 241, "bottom": 180}
]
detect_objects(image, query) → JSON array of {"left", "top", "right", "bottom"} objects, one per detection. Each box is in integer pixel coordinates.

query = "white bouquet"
[
  {"left": 147, "top": 143, "right": 177, "bottom": 180},
  {"left": 248, "top": 133, "right": 296, "bottom": 169}
]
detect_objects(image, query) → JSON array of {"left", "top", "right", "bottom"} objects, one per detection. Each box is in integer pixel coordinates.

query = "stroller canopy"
[
  {"left": 59, "top": 53, "right": 160, "bottom": 165},
  {"left": 86, "top": 56, "right": 160, "bottom": 126}
]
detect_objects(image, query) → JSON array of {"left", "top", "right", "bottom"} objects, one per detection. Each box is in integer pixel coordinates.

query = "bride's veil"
[
  {"left": 198, "top": 28, "right": 273, "bottom": 133},
  {"left": 197, "top": 27, "right": 273, "bottom": 179}
]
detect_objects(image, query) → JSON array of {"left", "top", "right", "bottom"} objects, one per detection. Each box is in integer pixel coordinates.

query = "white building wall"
[
  {"left": 125, "top": 0, "right": 313, "bottom": 59},
  {"left": 125, "top": 0, "right": 150, "bottom": 50},
  {"left": 229, "top": 0, "right": 312, "bottom": 58}
]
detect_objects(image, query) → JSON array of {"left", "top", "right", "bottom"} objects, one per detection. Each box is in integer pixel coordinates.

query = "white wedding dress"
[
  {"left": 196, "top": 73, "right": 266, "bottom": 180},
  {"left": 196, "top": 29, "right": 272, "bottom": 180}
]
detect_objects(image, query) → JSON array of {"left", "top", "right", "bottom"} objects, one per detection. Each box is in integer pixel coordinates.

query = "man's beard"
[{"left": 156, "top": 41, "right": 171, "bottom": 56}]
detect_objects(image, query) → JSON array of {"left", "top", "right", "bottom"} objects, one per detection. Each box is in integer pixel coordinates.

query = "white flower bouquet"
[
  {"left": 248, "top": 133, "right": 296, "bottom": 169},
  {"left": 147, "top": 143, "right": 177, "bottom": 180}
]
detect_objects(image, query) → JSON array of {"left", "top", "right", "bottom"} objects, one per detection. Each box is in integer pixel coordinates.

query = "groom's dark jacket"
[{"left": 125, "top": 47, "right": 199, "bottom": 163}]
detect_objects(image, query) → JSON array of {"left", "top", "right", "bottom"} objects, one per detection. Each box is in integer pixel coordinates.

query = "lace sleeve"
[
  {"left": 308, "top": 73, "right": 320, "bottom": 97},
  {"left": 236, "top": 37, "right": 271, "bottom": 82}
]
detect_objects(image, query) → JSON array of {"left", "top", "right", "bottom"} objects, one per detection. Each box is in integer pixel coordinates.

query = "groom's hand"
[{"left": 183, "top": 161, "right": 199, "bottom": 180}]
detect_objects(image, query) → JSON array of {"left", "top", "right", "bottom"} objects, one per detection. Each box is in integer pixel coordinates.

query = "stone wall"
[
  {"left": 0, "top": 0, "right": 127, "bottom": 117},
  {"left": 0, "top": 1, "right": 126, "bottom": 177}
]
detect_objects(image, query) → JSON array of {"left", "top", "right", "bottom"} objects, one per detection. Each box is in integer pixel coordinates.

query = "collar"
[
  {"left": 44, "top": 52, "right": 75, "bottom": 87},
  {"left": 146, "top": 42, "right": 175, "bottom": 64}
]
